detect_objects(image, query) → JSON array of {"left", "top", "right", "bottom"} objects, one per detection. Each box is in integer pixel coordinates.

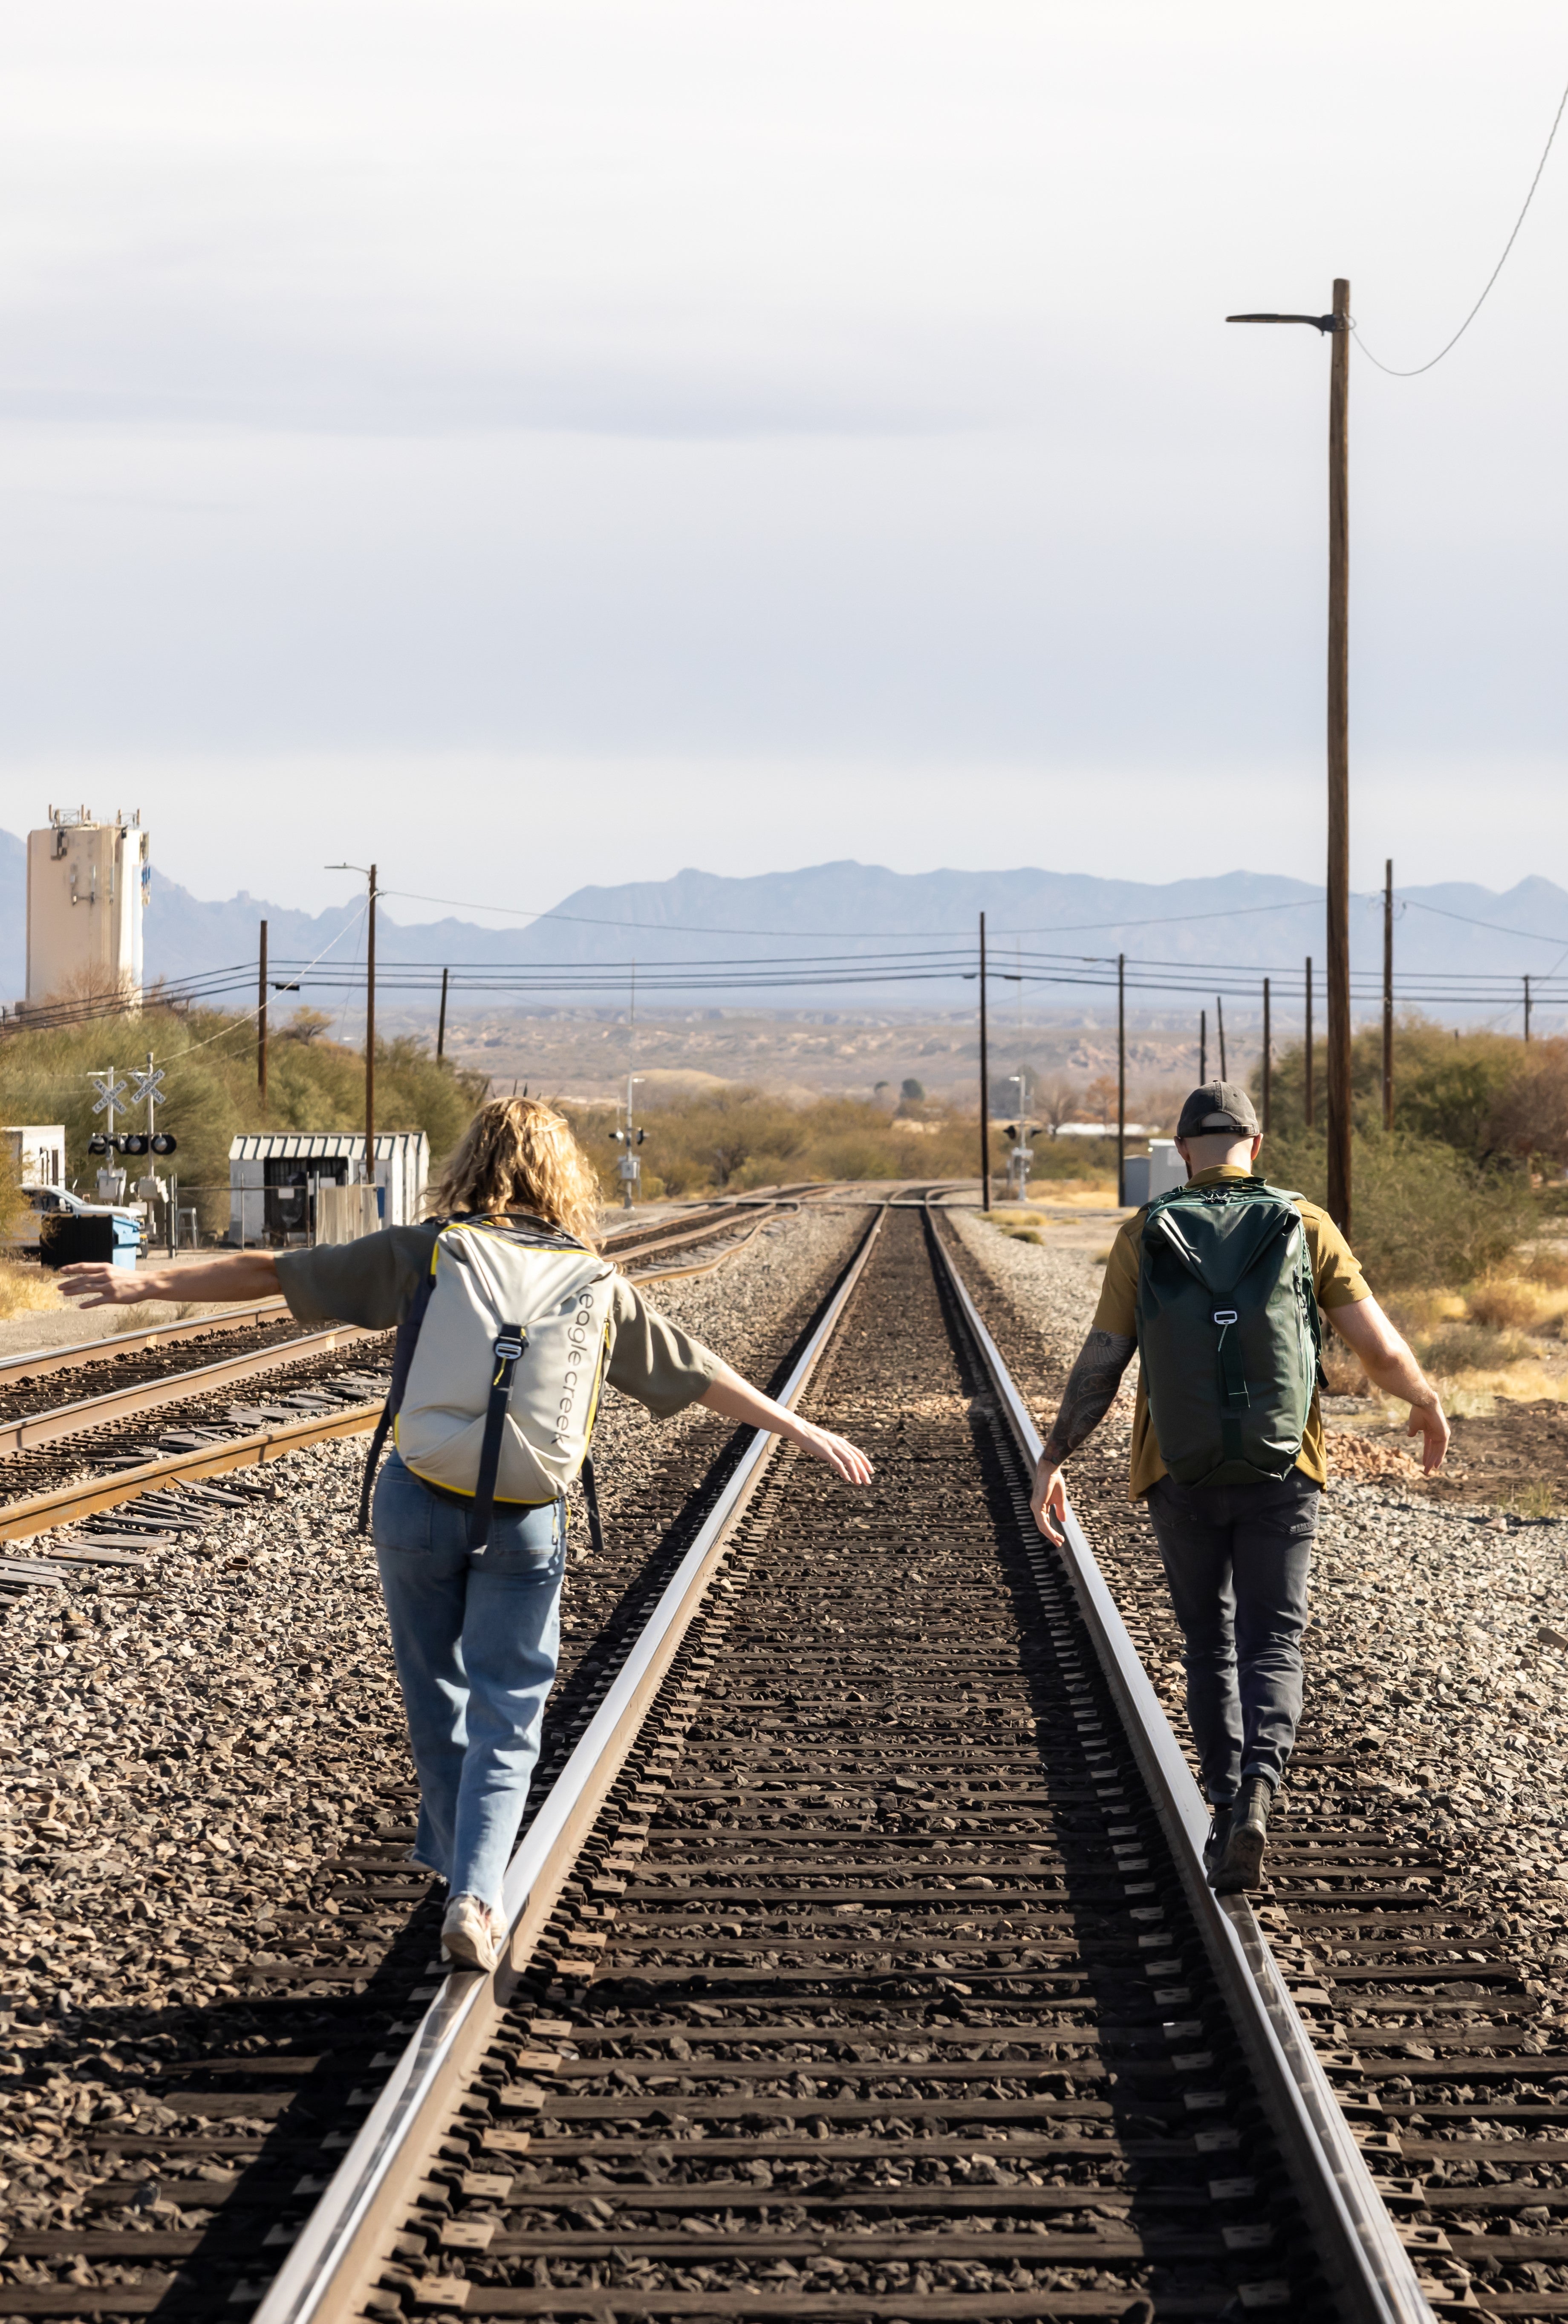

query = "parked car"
[{"left": 5, "top": 1184, "right": 144, "bottom": 1267}]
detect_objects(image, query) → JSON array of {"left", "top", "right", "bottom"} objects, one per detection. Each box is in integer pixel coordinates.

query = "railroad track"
[
  {"left": 946, "top": 1227, "right": 1568, "bottom": 2319},
  {"left": 22, "top": 1201, "right": 1551, "bottom": 2316},
  {"left": 0, "top": 1201, "right": 1453, "bottom": 2324}
]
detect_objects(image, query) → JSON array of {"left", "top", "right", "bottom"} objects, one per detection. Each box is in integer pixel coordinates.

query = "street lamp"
[{"left": 1227, "top": 278, "right": 1353, "bottom": 1235}]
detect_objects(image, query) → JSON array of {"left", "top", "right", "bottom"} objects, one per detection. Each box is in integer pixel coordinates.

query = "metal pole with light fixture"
[
  {"left": 1227, "top": 279, "right": 1352, "bottom": 1231},
  {"left": 326, "top": 861, "right": 379, "bottom": 1186}
]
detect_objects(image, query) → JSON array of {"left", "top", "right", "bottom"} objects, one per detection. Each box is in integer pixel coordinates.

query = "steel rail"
[
  {"left": 927, "top": 1215, "right": 1436, "bottom": 2324},
  {"left": 0, "top": 1400, "right": 384, "bottom": 1545},
  {"left": 0, "top": 1323, "right": 378, "bottom": 1456},
  {"left": 253, "top": 1204, "right": 887, "bottom": 2324},
  {"left": 0, "top": 1298, "right": 292, "bottom": 1387}
]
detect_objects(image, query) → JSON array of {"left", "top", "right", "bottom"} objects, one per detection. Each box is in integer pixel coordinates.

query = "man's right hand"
[
  {"left": 1032, "top": 1457, "right": 1067, "bottom": 1543},
  {"left": 1407, "top": 1397, "right": 1450, "bottom": 1474}
]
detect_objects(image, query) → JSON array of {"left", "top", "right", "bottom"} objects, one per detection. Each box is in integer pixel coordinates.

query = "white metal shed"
[{"left": 226, "top": 1131, "right": 429, "bottom": 1246}]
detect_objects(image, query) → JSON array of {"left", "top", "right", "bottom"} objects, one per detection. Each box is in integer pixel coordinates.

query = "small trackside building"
[
  {"left": 227, "top": 1131, "right": 429, "bottom": 1247},
  {"left": 2, "top": 1125, "right": 66, "bottom": 1189}
]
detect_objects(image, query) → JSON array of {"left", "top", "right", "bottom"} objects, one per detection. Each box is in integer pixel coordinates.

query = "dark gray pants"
[{"left": 1144, "top": 1469, "right": 1321, "bottom": 1804}]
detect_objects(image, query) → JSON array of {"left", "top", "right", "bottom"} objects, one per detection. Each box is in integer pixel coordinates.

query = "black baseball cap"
[{"left": 1176, "top": 1080, "right": 1260, "bottom": 1140}]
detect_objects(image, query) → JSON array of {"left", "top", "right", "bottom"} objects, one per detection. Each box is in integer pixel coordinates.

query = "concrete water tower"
[{"left": 26, "top": 807, "right": 149, "bottom": 1008}]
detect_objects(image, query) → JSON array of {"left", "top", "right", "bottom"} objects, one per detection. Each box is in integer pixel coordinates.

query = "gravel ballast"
[
  {"left": 0, "top": 1203, "right": 864, "bottom": 2220},
  {"left": 946, "top": 1205, "right": 1568, "bottom": 1991}
]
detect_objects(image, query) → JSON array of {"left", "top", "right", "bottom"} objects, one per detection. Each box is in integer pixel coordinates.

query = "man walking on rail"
[{"left": 1030, "top": 1081, "right": 1448, "bottom": 1892}]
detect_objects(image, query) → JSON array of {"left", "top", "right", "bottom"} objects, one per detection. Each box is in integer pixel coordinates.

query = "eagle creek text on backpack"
[
  {"left": 1135, "top": 1176, "right": 1325, "bottom": 1489},
  {"left": 554, "top": 1280, "right": 601, "bottom": 1447}
]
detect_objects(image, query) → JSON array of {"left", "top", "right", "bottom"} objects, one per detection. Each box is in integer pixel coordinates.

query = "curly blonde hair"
[{"left": 428, "top": 1097, "right": 601, "bottom": 1249}]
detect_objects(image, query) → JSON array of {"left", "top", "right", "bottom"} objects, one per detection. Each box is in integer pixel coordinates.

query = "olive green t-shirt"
[{"left": 1092, "top": 1166, "right": 1370, "bottom": 1500}]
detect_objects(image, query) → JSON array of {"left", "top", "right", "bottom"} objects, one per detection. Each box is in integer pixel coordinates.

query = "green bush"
[
  {"left": 1260, "top": 1019, "right": 1528, "bottom": 1155},
  {"left": 1260, "top": 1127, "right": 1531, "bottom": 1290},
  {"left": 562, "top": 1086, "right": 1014, "bottom": 1203}
]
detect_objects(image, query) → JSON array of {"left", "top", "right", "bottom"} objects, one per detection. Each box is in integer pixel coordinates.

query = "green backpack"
[{"left": 1135, "top": 1176, "right": 1326, "bottom": 1488}]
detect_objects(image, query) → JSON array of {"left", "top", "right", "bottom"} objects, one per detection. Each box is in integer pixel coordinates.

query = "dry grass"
[
  {"left": 1468, "top": 1276, "right": 1548, "bottom": 1331},
  {"left": 1504, "top": 1480, "right": 1561, "bottom": 1521},
  {"left": 1321, "top": 1341, "right": 1371, "bottom": 1398},
  {"left": 0, "top": 1261, "right": 61, "bottom": 1320}
]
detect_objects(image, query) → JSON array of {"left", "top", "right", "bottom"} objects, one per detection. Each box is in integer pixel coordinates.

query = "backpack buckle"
[
  {"left": 1213, "top": 1309, "right": 1238, "bottom": 1325},
  {"left": 494, "top": 1334, "right": 525, "bottom": 1362}
]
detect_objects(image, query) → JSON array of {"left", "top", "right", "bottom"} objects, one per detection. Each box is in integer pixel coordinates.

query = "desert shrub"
[
  {"left": 1261, "top": 1129, "right": 1531, "bottom": 1290},
  {"left": 1261, "top": 1019, "right": 1527, "bottom": 1154},
  {"left": 561, "top": 1087, "right": 1011, "bottom": 1203},
  {"left": 1466, "top": 1277, "right": 1544, "bottom": 1331},
  {"left": 1525, "top": 1246, "right": 1568, "bottom": 1289},
  {"left": 1485, "top": 1038, "right": 1568, "bottom": 1168},
  {"left": 0, "top": 1144, "right": 24, "bottom": 1242},
  {"left": 1415, "top": 1320, "right": 1531, "bottom": 1373},
  {"left": 1320, "top": 1340, "right": 1369, "bottom": 1397}
]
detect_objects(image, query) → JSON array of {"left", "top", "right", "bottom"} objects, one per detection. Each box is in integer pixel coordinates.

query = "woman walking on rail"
[{"left": 63, "top": 1096, "right": 873, "bottom": 1973}]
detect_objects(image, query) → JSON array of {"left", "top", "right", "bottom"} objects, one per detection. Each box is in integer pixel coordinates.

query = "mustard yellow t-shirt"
[{"left": 1092, "top": 1165, "right": 1369, "bottom": 1500}]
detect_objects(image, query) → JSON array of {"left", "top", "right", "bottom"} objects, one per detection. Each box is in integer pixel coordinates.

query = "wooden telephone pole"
[
  {"left": 1228, "top": 277, "right": 1352, "bottom": 1230},
  {"left": 257, "top": 919, "right": 269, "bottom": 1109},
  {"left": 1304, "top": 957, "right": 1314, "bottom": 1129},
  {"left": 365, "top": 864, "right": 378, "bottom": 1160},
  {"left": 978, "top": 912, "right": 990, "bottom": 1213},
  {"left": 1262, "top": 977, "right": 1271, "bottom": 1134},
  {"left": 1116, "top": 954, "right": 1126, "bottom": 1205},
  {"left": 1325, "top": 277, "right": 1353, "bottom": 1231},
  {"left": 1382, "top": 858, "right": 1395, "bottom": 1132}
]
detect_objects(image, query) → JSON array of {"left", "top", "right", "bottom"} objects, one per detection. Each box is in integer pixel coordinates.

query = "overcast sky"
[{"left": 0, "top": 1, "right": 1562, "bottom": 921}]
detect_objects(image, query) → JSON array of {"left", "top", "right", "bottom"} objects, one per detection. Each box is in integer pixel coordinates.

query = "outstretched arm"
[
  {"left": 1328, "top": 1294, "right": 1449, "bottom": 1472},
  {"left": 699, "top": 1363, "right": 874, "bottom": 1486},
  {"left": 1031, "top": 1328, "right": 1137, "bottom": 1542},
  {"left": 58, "top": 1254, "right": 282, "bottom": 1309}
]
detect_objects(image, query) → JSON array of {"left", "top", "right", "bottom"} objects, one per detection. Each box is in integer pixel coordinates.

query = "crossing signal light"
[{"left": 151, "top": 1132, "right": 178, "bottom": 1156}]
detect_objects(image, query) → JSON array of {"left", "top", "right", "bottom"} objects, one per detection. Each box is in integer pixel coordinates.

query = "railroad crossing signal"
[
  {"left": 129, "top": 1066, "right": 166, "bottom": 1107},
  {"left": 90, "top": 1072, "right": 129, "bottom": 1118}
]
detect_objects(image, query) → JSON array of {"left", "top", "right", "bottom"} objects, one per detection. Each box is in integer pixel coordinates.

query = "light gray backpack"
[{"left": 359, "top": 1215, "right": 616, "bottom": 1552}]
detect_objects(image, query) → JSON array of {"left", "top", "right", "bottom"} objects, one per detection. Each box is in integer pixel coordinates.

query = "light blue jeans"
[{"left": 371, "top": 1450, "right": 566, "bottom": 1914}]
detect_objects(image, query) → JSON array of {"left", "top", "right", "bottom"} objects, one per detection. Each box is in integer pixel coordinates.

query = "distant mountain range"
[{"left": 3, "top": 832, "right": 1565, "bottom": 1023}]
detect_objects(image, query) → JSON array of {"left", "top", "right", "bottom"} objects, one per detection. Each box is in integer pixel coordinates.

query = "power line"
[{"left": 1354, "top": 68, "right": 1568, "bottom": 376}]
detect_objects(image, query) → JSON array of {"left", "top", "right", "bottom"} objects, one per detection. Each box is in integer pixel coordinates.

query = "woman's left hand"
[{"left": 792, "top": 1422, "right": 875, "bottom": 1485}]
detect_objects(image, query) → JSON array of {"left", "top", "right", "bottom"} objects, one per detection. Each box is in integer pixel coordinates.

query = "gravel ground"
[
  {"left": 946, "top": 1207, "right": 1568, "bottom": 1993},
  {"left": 0, "top": 1205, "right": 863, "bottom": 2198}
]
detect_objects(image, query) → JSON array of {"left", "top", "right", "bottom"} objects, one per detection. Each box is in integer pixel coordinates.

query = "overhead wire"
[{"left": 1354, "top": 68, "right": 1568, "bottom": 376}]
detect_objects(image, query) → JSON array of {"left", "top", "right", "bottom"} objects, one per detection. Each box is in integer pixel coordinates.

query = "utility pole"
[
  {"left": 1199, "top": 1008, "right": 1207, "bottom": 1084},
  {"left": 1325, "top": 277, "right": 1353, "bottom": 1230},
  {"left": 1382, "top": 857, "right": 1395, "bottom": 1132},
  {"left": 365, "top": 863, "right": 378, "bottom": 1164},
  {"left": 326, "top": 859, "right": 380, "bottom": 1185},
  {"left": 1216, "top": 996, "right": 1227, "bottom": 1080},
  {"left": 257, "top": 919, "right": 269, "bottom": 1109},
  {"left": 1228, "top": 275, "right": 1353, "bottom": 1232},
  {"left": 1116, "top": 953, "right": 1126, "bottom": 1206},
  {"left": 437, "top": 966, "right": 449, "bottom": 1062},
  {"left": 1262, "top": 977, "right": 1271, "bottom": 1134},
  {"left": 1525, "top": 975, "right": 1533, "bottom": 1044},
  {"left": 1304, "top": 958, "right": 1314, "bottom": 1129},
  {"left": 978, "top": 912, "right": 990, "bottom": 1214}
]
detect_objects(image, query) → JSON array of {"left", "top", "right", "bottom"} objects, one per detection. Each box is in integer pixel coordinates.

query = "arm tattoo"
[{"left": 1040, "top": 1330, "right": 1136, "bottom": 1464}]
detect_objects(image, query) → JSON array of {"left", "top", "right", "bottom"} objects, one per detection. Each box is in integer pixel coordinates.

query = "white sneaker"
[{"left": 441, "top": 1893, "right": 502, "bottom": 1972}]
